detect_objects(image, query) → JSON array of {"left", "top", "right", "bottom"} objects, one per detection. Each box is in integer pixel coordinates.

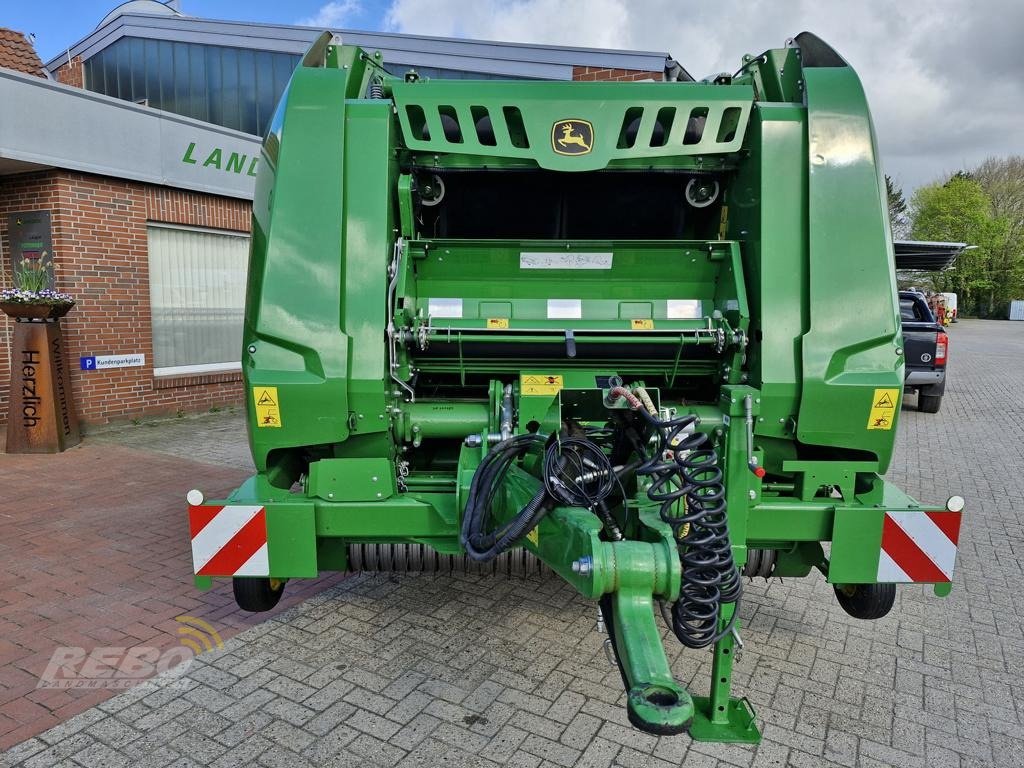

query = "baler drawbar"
[{"left": 186, "top": 31, "right": 964, "bottom": 741}]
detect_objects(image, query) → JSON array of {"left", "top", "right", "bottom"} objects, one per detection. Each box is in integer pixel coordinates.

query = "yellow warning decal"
[
  {"left": 253, "top": 386, "right": 282, "bottom": 428},
  {"left": 526, "top": 527, "right": 539, "bottom": 546},
  {"left": 521, "top": 374, "right": 563, "bottom": 396},
  {"left": 866, "top": 388, "right": 899, "bottom": 430},
  {"left": 486, "top": 318, "right": 509, "bottom": 329},
  {"left": 630, "top": 319, "right": 654, "bottom": 330}
]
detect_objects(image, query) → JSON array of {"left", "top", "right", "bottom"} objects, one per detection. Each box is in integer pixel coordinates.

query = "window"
[
  {"left": 85, "top": 38, "right": 300, "bottom": 135},
  {"left": 147, "top": 224, "right": 249, "bottom": 376}
]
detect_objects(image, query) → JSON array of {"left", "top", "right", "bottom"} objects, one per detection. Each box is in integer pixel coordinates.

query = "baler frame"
[{"left": 186, "top": 31, "right": 964, "bottom": 743}]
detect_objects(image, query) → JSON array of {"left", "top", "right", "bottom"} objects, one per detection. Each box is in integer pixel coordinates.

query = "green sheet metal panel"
[
  {"left": 797, "top": 64, "right": 903, "bottom": 470},
  {"left": 390, "top": 80, "right": 753, "bottom": 171}
]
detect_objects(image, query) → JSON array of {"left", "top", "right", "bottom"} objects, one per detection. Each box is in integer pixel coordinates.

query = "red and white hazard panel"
[
  {"left": 877, "top": 510, "right": 961, "bottom": 583},
  {"left": 189, "top": 505, "right": 269, "bottom": 577}
]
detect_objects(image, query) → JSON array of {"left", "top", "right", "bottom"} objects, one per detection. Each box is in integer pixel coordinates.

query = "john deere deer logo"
[{"left": 552, "top": 119, "right": 593, "bottom": 155}]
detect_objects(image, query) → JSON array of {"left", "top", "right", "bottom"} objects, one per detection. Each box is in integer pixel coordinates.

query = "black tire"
[
  {"left": 834, "top": 583, "right": 895, "bottom": 620},
  {"left": 918, "top": 393, "right": 942, "bottom": 413},
  {"left": 232, "top": 577, "right": 285, "bottom": 612}
]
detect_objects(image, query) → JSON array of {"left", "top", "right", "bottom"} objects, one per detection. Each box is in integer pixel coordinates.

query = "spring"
[{"left": 636, "top": 411, "right": 741, "bottom": 648}]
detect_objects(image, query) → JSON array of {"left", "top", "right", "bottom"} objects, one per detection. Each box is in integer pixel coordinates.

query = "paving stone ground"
[
  {"left": 0, "top": 413, "right": 336, "bottom": 750},
  {"left": 3, "top": 319, "right": 1024, "bottom": 767}
]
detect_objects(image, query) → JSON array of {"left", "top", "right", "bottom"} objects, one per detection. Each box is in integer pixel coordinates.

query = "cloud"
[
  {"left": 297, "top": 1, "right": 361, "bottom": 28},
  {"left": 385, "top": 0, "right": 631, "bottom": 48},
  {"left": 383, "top": 0, "right": 1022, "bottom": 192}
]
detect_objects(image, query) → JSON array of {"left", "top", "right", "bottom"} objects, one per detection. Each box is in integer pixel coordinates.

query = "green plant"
[
  {"left": 1, "top": 255, "right": 75, "bottom": 306},
  {"left": 14, "top": 256, "right": 49, "bottom": 292}
]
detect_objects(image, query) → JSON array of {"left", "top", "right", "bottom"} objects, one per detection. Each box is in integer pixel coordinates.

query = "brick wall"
[
  {"left": 0, "top": 170, "right": 249, "bottom": 426},
  {"left": 54, "top": 56, "right": 84, "bottom": 88},
  {"left": 572, "top": 66, "right": 663, "bottom": 82}
]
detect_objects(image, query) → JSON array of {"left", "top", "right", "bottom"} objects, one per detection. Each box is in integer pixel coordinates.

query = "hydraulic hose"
[
  {"left": 461, "top": 434, "right": 552, "bottom": 562},
  {"left": 629, "top": 389, "right": 741, "bottom": 649}
]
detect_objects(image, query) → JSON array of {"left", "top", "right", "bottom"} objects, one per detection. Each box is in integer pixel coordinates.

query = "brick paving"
[
  {"left": 0, "top": 426, "right": 338, "bottom": 751},
  {"left": 3, "top": 319, "right": 1024, "bottom": 767}
]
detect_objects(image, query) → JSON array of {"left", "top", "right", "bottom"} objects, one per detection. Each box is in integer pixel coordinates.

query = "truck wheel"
[
  {"left": 918, "top": 393, "right": 942, "bottom": 413},
  {"left": 834, "top": 583, "right": 895, "bottom": 620},
  {"left": 233, "top": 577, "right": 285, "bottom": 612}
]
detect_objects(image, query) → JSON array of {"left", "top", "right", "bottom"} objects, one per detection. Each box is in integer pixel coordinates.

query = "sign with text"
[
  {"left": 80, "top": 354, "right": 146, "bottom": 371},
  {"left": 7, "top": 211, "right": 54, "bottom": 289},
  {"left": 7, "top": 321, "right": 80, "bottom": 453}
]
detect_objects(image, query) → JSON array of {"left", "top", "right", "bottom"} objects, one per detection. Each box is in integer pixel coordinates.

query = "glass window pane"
[
  {"left": 255, "top": 51, "right": 276, "bottom": 136},
  {"left": 115, "top": 39, "right": 131, "bottom": 99},
  {"left": 237, "top": 48, "right": 256, "bottom": 134},
  {"left": 147, "top": 225, "right": 249, "bottom": 370},
  {"left": 173, "top": 42, "right": 190, "bottom": 119},
  {"left": 188, "top": 43, "right": 207, "bottom": 122},
  {"left": 206, "top": 45, "right": 223, "bottom": 126},
  {"left": 157, "top": 40, "right": 174, "bottom": 111},
  {"left": 83, "top": 55, "right": 102, "bottom": 94},
  {"left": 129, "top": 38, "right": 146, "bottom": 103},
  {"left": 144, "top": 39, "right": 161, "bottom": 108},
  {"left": 221, "top": 47, "right": 240, "bottom": 131},
  {"left": 103, "top": 47, "right": 118, "bottom": 98}
]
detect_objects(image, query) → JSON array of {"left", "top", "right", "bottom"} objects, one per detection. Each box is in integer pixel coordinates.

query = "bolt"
[
  {"left": 571, "top": 556, "right": 593, "bottom": 576},
  {"left": 247, "top": 344, "right": 257, "bottom": 354},
  {"left": 371, "top": 476, "right": 379, "bottom": 482},
  {"left": 376, "top": 492, "right": 383, "bottom": 498},
  {"left": 748, "top": 489, "right": 756, "bottom": 500},
  {"left": 328, "top": 492, "right": 334, "bottom": 499}
]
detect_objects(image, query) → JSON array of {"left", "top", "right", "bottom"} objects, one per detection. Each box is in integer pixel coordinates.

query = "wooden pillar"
[{"left": 6, "top": 319, "right": 81, "bottom": 453}]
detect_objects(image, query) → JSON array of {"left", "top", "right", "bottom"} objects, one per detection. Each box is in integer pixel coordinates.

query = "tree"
[
  {"left": 910, "top": 174, "right": 1012, "bottom": 317},
  {"left": 885, "top": 175, "right": 909, "bottom": 238},
  {"left": 973, "top": 156, "right": 1024, "bottom": 314}
]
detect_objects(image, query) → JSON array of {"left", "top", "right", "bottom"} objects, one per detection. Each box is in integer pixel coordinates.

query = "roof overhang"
[
  {"left": 893, "top": 240, "right": 970, "bottom": 271},
  {"left": 0, "top": 68, "right": 260, "bottom": 200}
]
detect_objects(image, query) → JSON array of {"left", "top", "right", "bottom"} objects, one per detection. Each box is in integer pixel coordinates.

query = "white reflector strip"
[
  {"left": 876, "top": 549, "right": 912, "bottom": 583},
  {"left": 233, "top": 542, "right": 270, "bottom": 577},
  {"left": 428, "top": 298, "right": 463, "bottom": 318},
  {"left": 190, "top": 505, "right": 263, "bottom": 572},
  {"left": 887, "top": 510, "right": 957, "bottom": 578},
  {"left": 667, "top": 299, "right": 702, "bottom": 319},
  {"left": 547, "top": 299, "right": 582, "bottom": 319}
]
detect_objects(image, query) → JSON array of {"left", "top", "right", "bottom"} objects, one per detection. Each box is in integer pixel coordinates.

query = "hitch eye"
[{"left": 642, "top": 686, "right": 681, "bottom": 707}]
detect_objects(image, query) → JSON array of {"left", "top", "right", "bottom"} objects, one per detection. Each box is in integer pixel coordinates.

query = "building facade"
[{"left": 1, "top": 3, "right": 678, "bottom": 427}]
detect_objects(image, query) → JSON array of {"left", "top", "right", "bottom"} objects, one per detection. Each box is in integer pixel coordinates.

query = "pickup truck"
[{"left": 899, "top": 290, "right": 948, "bottom": 413}]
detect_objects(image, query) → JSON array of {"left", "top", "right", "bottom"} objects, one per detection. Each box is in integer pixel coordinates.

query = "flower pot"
[{"left": 0, "top": 301, "right": 75, "bottom": 320}]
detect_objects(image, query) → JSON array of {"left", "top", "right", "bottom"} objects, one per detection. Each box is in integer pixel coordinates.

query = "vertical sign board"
[
  {"left": 7, "top": 321, "right": 81, "bottom": 453},
  {"left": 7, "top": 212, "right": 55, "bottom": 290}
]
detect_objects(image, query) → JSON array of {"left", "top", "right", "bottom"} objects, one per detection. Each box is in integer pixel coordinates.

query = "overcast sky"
[
  {"left": 375, "top": 0, "right": 1021, "bottom": 195},
  {"left": 13, "top": 0, "right": 1021, "bottom": 195}
]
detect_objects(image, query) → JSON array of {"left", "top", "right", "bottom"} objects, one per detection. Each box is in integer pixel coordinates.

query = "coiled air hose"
[{"left": 612, "top": 387, "right": 741, "bottom": 648}]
